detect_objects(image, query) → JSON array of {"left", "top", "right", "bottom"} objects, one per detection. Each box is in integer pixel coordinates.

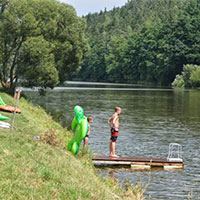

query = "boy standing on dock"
[{"left": 107, "top": 107, "right": 121, "bottom": 157}]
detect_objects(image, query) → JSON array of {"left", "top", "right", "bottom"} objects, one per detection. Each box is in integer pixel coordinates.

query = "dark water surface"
[{"left": 23, "top": 82, "right": 200, "bottom": 199}]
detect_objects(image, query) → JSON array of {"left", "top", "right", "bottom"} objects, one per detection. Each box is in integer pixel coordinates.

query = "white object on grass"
[{"left": 0, "top": 121, "right": 11, "bottom": 129}]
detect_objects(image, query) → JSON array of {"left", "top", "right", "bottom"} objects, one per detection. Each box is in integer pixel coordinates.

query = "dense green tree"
[
  {"left": 0, "top": 0, "right": 88, "bottom": 91},
  {"left": 172, "top": 64, "right": 200, "bottom": 88},
  {"left": 78, "top": 33, "right": 108, "bottom": 81},
  {"left": 190, "top": 68, "right": 200, "bottom": 87},
  {"left": 0, "top": 0, "right": 38, "bottom": 89},
  {"left": 73, "top": 0, "right": 200, "bottom": 86},
  {"left": 105, "top": 36, "right": 128, "bottom": 82},
  {"left": 0, "top": 0, "right": 9, "bottom": 15},
  {"left": 18, "top": 36, "right": 59, "bottom": 88}
]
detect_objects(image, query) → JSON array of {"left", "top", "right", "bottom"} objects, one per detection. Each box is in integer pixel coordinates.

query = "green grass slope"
[{"left": 0, "top": 92, "right": 143, "bottom": 200}]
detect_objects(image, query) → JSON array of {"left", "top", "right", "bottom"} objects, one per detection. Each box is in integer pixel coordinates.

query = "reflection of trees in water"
[{"left": 24, "top": 88, "right": 200, "bottom": 132}]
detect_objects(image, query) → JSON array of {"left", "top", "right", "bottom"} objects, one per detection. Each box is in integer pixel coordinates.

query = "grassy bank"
[{"left": 0, "top": 92, "right": 144, "bottom": 200}]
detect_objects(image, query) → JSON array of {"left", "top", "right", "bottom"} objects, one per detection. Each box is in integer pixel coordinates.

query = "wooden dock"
[{"left": 92, "top": 156, "right": 184, "bottom": 170}]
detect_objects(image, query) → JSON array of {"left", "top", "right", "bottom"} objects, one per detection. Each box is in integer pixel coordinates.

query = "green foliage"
[
  {"left": 172, "top": 74, "right": 185, "bottom": 88},
  {"left": 74, "top": 0, "right": 200, "bottom": 86},
  {"left": 19, "top": 36, "right": 59, "bottom": 88},
  {"left": 172, "top": 64, "right": 200, "bottom": 88},
  {"left": 100, "top": 37, "right": 126, "bottom": 82},
  {"left": 0, "top": 0, "right": 88, "bottom": 90},
  {"left": 190, "top": 68, "right": 200, "bottom": 87},
  {"left": 0, "top": 0, "right": 9, "bottom": 15}
]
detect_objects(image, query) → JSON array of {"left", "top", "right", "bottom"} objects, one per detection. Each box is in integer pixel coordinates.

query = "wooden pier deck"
[{"left": 92, "top": 156, "right": 184, "bottom": 170}]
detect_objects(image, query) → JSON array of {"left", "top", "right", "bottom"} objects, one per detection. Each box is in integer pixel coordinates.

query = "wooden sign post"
[{"left": 10, "top": 89, "right": 22, "bottom": 134}]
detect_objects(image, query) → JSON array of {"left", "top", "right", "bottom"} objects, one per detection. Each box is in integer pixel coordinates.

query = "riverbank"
[{"left": 0, "top": 92, "right": 144, "bottom": 200}]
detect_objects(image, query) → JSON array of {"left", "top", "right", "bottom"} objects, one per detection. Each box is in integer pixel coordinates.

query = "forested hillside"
[{"left": 73, "top": 0, "right": 200, "bottom": 86}]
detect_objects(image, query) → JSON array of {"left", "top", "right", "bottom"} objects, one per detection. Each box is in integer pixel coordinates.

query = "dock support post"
[
  {"left": 10, "top": 89, "right": 22, "bottom": 134},
  {"left": 131, "top": 163, "right": 151, "bottom": 170}
]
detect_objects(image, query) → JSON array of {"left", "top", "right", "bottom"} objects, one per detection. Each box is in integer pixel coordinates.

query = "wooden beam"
[{"left": 92, "top": 156, "right": 184, "bottom": 170}]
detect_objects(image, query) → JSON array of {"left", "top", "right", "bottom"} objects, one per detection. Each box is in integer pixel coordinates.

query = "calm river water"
[{"left": 23, "top": 82, "right": 200, "bottom": 199}]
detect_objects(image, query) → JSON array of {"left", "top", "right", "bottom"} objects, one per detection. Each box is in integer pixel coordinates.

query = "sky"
[{"left": 59, "top": 0, "right": 128, "bottom": 16}]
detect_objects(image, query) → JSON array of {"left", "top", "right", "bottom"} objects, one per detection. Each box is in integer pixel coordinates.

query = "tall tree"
[{"left": 0, "top": 0, "right": 89, "bottom": 91}]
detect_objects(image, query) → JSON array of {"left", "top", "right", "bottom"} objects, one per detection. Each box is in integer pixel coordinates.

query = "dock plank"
[{"left": 92, "top": 156, "right": 184, "bottom": 169}]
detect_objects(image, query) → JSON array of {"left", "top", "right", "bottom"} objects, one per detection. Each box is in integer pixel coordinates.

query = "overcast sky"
[{"left": 59, "top": 0, "right": 128, "bottom": 16}]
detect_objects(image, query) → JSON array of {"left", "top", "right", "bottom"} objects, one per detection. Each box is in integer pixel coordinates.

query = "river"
[{"left": 23, "top": 82, "right": 200, "bottom": 199}]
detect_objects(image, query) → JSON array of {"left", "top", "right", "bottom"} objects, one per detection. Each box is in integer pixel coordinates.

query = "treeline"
[
  {"left": 74, "top": 0, "right": 200, "bottom": 86},
  {"left": 1, "top": 0, "right": 199, "bottom": 90},
  {"left": 0, "top": 0, "right": 88, "bottom": 92}
]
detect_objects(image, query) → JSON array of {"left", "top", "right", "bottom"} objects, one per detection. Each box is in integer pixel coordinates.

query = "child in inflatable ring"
[{"left": 83, "top": 116, "right": 94, "bottom": 148}]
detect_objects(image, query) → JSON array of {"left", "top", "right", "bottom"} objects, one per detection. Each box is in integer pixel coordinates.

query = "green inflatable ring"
[
  {"left": 0, "top": 113, "right": 8, "bottom": 120},
  {"left": 67, "top": 106, "right": 88, "bottom": 155}
]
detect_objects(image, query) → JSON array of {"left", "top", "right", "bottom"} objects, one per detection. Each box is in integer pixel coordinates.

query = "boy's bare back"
[
  {"left": 108, "top": 113, "right": 119, "bottom": 130},
  {"left": 108, "top": 107, "right": 121, "bottom": 130}
]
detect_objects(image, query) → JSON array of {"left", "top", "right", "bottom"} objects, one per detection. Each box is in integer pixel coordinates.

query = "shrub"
[
  {"left": 172, "top": 64, "right": 200, "bottom": 88},
  {"left": 172, "top": 74, "right": 185, "bottom": 88},
  {"left": 190, "top": 68, "right": 200, "bottom": 87}
]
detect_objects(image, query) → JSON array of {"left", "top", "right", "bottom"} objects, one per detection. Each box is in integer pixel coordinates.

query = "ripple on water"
[{"left": 24, "top": 84, "right": 200, "bottom": 199}]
